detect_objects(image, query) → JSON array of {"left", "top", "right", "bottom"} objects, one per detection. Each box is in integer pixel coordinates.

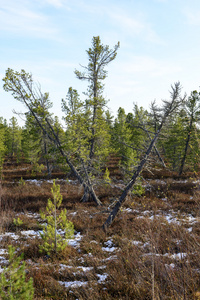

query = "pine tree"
[
  {"left": 40, "top": 179, "right": 74, "bottom": 255},
  {"left": 6, "top": 117, "right": 22, "bottom": 161},
  {"left": 74, "top": 36, "right": 119, "bottom": 161},
  {"left": 0, "top": 245, "right": 34, "bottom": 300},
  {"left": 0, "top": 118, "right": 6, "bottom": 180},
  {"left": 179, "top": 90, "right": 200, "bottom": 175},
  {"left": 161, "top": 112, "right": 186, "bottom": 171}
]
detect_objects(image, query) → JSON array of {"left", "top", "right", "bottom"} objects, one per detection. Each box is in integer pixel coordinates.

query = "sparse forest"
[{"left": 0, "top": 37, "right": 200, "bottom": 299}]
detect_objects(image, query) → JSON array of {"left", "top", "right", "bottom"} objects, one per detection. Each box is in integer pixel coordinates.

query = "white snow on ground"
[
  {"left": 122, "top": 208, "right": 133, "bottom": 213},
  {"left": 59, "top": 264, "right": 73, "bottom": 271},
  {"left": 102, "top": 239, "right": 118, "bottom": 253},
  {"left": 0, "top": 232, "right": 19, "bottom": 241},
  {"left": 142, "top": 252, "right": 187, "bottom": 261},
  {"left": 69, "top": 212, "right": 77, "bottom": 216},
  {"left": 68, "top": 232, "right": 82, "bottom": 247},
  {"left": 20, "top": 230, "right": 42, "bottom": 238},
  {"left": 171, "top": 253, "right": 187, "bottom": 260},
  {"left": 25, "top": 179, "right": 76, "bottom": 186},
  {"left": 17, "top": 212, "right": 41, "bottom": 219},
  {"left": 97, "top": 273, "right": 108, "bottom": 283},
  {"left": 135, "top": 209, "right": 199, "bottom": 227},
  {"left": 0, "top": 249, "right": 7, "bottom": 255},
  {"left": 131, "top": 240, "right": 143, "bottom": 246},
  {"left": 104, "top": 255, "right": 118, "bottom": 261},
  {"left": 59, "top": 280, "right": 87, "bottom": 288},
  {"left": 77, "top": 266, "right": 93, "bottom": 272}
]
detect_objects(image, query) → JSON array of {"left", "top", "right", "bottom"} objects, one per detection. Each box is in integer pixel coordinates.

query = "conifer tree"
[
  {"left": 179, "top": 90, "right": 200, "bottom": 175},
  {"left": 40, "top": 179, "right": 74, "bottom": 255},
  {"left": 0, "top": 245, "right": 34, "bottom": 300},
  {"left": 0, "top": 118, "right": 6, "bottom": 171},
  {"left": 160, "top": 112, "right": 186, "bottom": 171},
  {"left": 112, "top": 107, "right": 138, "bottom": 174},
  {"left": 74, "top": 36, "right": 119, "bottom": 160},
  {"left": 6, "top": 117, "right": 22, "bottom": 161}
]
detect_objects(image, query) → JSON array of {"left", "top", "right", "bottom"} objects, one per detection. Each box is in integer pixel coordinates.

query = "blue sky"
[{"left": 1, "top": 0, "right": 200, "bottom": 126}]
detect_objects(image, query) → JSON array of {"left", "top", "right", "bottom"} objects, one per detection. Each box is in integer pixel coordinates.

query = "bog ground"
[{"left": 0, "top": 159, "right": 200, "bottom": 299}]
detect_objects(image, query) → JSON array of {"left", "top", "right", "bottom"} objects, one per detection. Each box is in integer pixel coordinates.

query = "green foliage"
[
  {"left": 19, "top": 177, "right": 25, "bottom": 186},
  {"left": 0, "top": 245, "right": 34, "bottom": 300},
  {"left": 5, "top": 117, "right": 22, "bottom": 160},
  {"left": 0, "top": 118, "right": 7, "bottom": 174},
  {"left": 131, "top": 179, "right": 145, "bottom": 197},
  {"left": 13, "top": 217, "right": 23, "bottom": 227},
  {"left": 31, "top": 163, "right": 45, "bottom": 176},
  {"left": 40, "top": 180, "right": 74, "bottom": 255},
  {"left": 161, "top": 114, "right": 186, "bottom": 171},
  {"left": 112, "top": 107, "right": 140, "bottom": 175},
  {"left": 161, "top": 90, "right": 200, "bottom": 172},
  {"left": 103, "top": 167, "right": 111, "bottom": 184},
  {"left": 72, "top": 36, "right": 119, "bottom": 177}
]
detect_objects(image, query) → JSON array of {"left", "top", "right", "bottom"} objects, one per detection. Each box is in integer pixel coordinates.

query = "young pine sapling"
[{"left": 40, "top": 179, "right": 74, "bottom": 255}]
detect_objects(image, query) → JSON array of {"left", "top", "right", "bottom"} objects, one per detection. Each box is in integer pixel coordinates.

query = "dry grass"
[{"left": 0, "top": 162, "right": 200, "bottom": 299}]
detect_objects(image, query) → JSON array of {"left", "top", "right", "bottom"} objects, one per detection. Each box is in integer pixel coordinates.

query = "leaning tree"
[{"left": 103, "top": 82, "right": 185, "bottom": 230}]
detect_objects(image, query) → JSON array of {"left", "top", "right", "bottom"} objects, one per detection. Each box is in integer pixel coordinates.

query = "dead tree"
[{"left": 103, "top": 82, "right": 184, "bottom": 230}]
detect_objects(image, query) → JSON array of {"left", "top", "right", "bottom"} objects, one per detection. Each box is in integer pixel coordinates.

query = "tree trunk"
[
  {"left": 179, "top": 120, "right": 192, "bottom": 176},
  {"left": 103, "top": 131, "right": 160, "bottom": 230}
]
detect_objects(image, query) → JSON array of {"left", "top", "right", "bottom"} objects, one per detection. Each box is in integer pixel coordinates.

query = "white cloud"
[
  {"left": 112, "top": 56, "right": 181, "bottom": 76},
  {"left": 43, "top": 0, "right": 63, "bottom": 8},
  {"left": 154, "top": 0, "right": 168, "bottom": 2},
  {"left": 108, "top": 11, "right": 165, "bottom": 44},
  {"left": 183, "top": 9, "right": 200, "bottom": 26},
  {"left": 0, "top": 0, "right": 58, "bottom": 37}
]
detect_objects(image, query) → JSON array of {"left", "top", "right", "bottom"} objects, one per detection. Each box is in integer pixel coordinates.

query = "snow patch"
[{"left": 59, "top": 280, "right": 87, "bottom": 288}]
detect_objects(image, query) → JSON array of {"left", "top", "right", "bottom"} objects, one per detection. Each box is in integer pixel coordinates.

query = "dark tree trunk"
[
  {"left": 179, "top": 120, "right": 193, "bottom": 176},
  {"left": 103, "top": 131, "right": 160, "bottom": 230},
  {"left": 102, "top": 81, "right": 183, "bottom": 229}
]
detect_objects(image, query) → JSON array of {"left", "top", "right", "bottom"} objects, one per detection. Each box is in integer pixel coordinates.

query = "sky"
[{"left": 1, "top": 0, "right": 200, "bottom": 126}]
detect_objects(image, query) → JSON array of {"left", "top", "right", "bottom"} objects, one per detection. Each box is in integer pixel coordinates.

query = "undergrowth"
[{"left": 0, "top": 164, "right": 200, "bottom": 299}]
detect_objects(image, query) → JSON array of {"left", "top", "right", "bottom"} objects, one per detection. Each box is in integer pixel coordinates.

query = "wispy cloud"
[
  {"left": 108, "top": 11, "right": 165, "bottom": 44},
  {"left": 114, "top": 55, "right": 181, "bottom": 76},
  {"left": 43, "top": 0, "right": 63, "bottom": 8},
  {"left": 39, "top": 0, "right": 71, "bottom": 9},
  {"left": 183, "top": 8, "right": 200, "bottom": 26},
  {"left": 0, "top": 0, "right": 58, "bottom": 38}
]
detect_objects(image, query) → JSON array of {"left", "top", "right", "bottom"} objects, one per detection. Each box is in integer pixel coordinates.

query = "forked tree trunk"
[
  {"left": 103, "top": 132, "right": 160, "bottom": 230},
  {"left": 103, "top": 81, "right": 183, "bottom": 229}
]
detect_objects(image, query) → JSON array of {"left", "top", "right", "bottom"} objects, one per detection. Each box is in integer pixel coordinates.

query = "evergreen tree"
[
  {"left": 0, "top": 245, "right": 34, "bottom": 300},
  {"left": 161, "top": 112, "right": 186, "bottom": 171},
  {"left": 40, "top": 179, "right": 74, "bottom": 255},
  {"left": 6, "top": 117, "right": 22, "bottom": 161},
  {"left": 0, "top": 118, "right": 6, "bottom": 176},
  {"left": 179, "top": 90, "right": 200, "bottom": 175},
  {"left": 112, "top": 107, "right": 137, "bottom": 173},
  {"left": 74, "top": 36, "right": 119, "bottom": 160}
]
